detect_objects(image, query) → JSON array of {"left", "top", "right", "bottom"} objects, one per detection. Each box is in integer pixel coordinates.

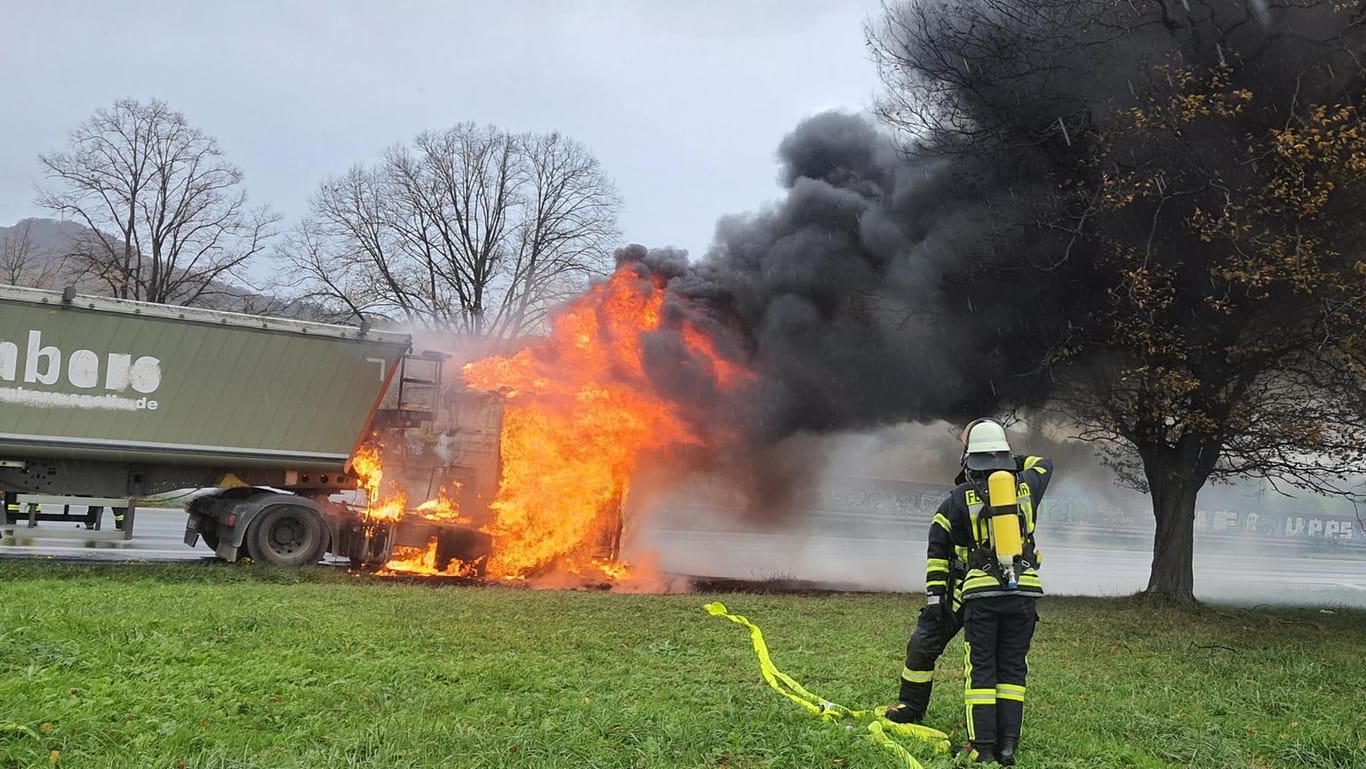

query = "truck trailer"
[{"left": 0, "top": 284, "right": 480, "bottom": 567}]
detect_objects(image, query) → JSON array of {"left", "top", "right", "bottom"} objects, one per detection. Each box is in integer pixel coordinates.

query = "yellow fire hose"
[{"left": 704, "top": 602, "right": 950, "bottom": 769}]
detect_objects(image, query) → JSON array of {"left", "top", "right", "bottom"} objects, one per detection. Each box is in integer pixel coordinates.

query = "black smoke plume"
[
  {"left": 630, "top": 111, "right": 1054, "bottom": 445},
  {"left": 611, "top": 0, "right": 1366, "bottom": 520},
  {"left": 603, "top": 111, "right": 1063, "bottom": 516}
]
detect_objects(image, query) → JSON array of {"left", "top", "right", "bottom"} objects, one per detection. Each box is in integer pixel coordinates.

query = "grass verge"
[{"left": 0, "top": 561, "right": 1362, "bottom": 768}]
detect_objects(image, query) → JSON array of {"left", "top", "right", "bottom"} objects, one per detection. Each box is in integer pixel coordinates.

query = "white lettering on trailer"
[
  {"left": 105, "top": 353, "right": 131, "bottom": 390},
  {"left": 131, "top": 357, "right": 160, "bottom": 393},
  {"left": 0, "top": 388, "right": 158, "bottom": 411},
  {"left": 68, "top": 349, "right": 100, "bottom": 388},
  {"left": 0, "top": 329, "right": 162, "bottom": 396},
  {"left": 0, "top": 326, "right": 164, "bottom": 411},
  {"left": 25, "top": 330, "right": 60, "bottom": 385}
]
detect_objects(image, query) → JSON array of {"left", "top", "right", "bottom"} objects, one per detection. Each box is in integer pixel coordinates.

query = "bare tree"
[
  {"left": 36, "top": 98, "right": 278, "bottom": 306},
  {"left": 0, "top": 221, "right": 65, "bottom": 288},
  {"left": 500, "top": 132, "right": 624, "bottom": 330},
  {"left": 283, "top": 123, "right": 621, "bottom": 338}
]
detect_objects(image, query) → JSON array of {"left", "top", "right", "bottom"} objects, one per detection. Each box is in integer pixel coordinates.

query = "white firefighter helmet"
[
  {"left": 963, "top": 419, "right": 1015, "bottom": 472},
  {"left": 959, "top": 419, "right": 981, "bottom": 447}
]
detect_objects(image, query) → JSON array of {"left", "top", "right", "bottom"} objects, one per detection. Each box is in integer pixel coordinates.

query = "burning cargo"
[{"left": 351, "top": 377, "right": 625, "bottom": 580}]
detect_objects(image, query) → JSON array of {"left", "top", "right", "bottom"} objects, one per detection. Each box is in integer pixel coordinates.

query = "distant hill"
[
  {"left": 0, "top": 218, "right": 88, "bottom": 289},
  {"left": 0, "top": 217, "right": 336, "bottom": 321}
]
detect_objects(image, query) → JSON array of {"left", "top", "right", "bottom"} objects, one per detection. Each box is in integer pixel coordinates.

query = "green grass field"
[{"left": 0, "top": 561, "right": 1361, "bottom": 769}]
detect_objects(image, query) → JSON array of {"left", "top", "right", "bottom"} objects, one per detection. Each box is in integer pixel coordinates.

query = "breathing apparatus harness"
[{"left": 963, "top": 467, "right": 1036, "bottom": 591}]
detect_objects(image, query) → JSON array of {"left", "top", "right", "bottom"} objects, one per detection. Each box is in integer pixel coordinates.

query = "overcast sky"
[{"left": 1, "top": 0, "right": 886, "bottom": 261}]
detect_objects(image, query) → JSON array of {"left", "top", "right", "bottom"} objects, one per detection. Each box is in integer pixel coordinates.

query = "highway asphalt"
[{"left": 3, "top": 507, "right": 1363, "bottom": 608}]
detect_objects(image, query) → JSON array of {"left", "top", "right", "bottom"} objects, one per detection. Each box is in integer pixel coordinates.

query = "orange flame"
[
  {"left": 350, "top": 446, "right": 405, "bottom": 522},
  {"left": 463, "top": 264, "right": 750, "bottom": 579},
  {"left": 380, "top": 539, "right": 475, "bottom": 577},
  {"left": 595, "top": 559, "right": 631, "bottom": 581},
  {"left": 414, "top": 492, "right": 472, "bottom": 526}
]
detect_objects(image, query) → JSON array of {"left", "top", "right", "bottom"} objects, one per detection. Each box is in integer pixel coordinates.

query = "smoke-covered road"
[
  {"left": 647, "top": 529, "right": 1366, "bottom": 609},
  {"left": 4, "top": 508, "right": 1362, "bottom": 608}
]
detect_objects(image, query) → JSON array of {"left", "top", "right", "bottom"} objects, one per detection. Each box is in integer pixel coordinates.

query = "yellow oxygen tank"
[{"left": 988, "top": 470, "right": 1023, "bottom": 587}]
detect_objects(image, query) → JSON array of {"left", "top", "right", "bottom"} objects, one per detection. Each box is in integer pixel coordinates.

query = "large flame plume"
[{"left": 462, "top": 263, "right": 750, "bottom": 579}]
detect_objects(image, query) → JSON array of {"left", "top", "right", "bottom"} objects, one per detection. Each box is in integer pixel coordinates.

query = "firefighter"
[
  {"left": 883, "top": 421, "right": 986, "bottom": 725},
  {"left": 88, "top": 506, "right": 127, "bottom": 530},
  {"left": 929, "top": 419, "right": 1051, "bottom": 765}
]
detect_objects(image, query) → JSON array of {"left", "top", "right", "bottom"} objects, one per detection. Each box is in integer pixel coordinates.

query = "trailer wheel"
[{"left": 246, "top": 505, "right": 326, "bottom": 566}]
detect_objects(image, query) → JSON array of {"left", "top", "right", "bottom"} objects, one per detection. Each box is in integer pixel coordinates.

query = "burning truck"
[
  {"left": 337, "top": 361, "right": 626, "bottom": 579},
  {"left": 0, "top": 267, "right": 710, "bottom": 581}
]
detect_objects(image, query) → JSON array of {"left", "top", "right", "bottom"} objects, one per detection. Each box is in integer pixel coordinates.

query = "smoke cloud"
[
  {"left": 631, "top": 113, "right": 1035, "bottom": 435},
  {"left": 616, "top": 1, "right": 1366, "bottom": 518},
  {"left": 616, "top": 109, "right": 1055, "bottom": 514}
]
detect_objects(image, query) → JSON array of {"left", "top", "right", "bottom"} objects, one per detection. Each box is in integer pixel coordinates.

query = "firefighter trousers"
[
  {"left": 962, "top": 594, "right": 1038, "bottom": 748},
  {"left": 897, "top": 602, "right": 963, "bottom": 715}
]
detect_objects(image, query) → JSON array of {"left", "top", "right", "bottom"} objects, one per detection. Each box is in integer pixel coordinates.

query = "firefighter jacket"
[
  {"left": 918, "top": 468, "right": 972, "bottom": 610},
  {"left": 924, "top": 544, "right": 971, "bottom": 611},
  {"left": 926, "top": 456, "right": 1052, "bottom": 601}
]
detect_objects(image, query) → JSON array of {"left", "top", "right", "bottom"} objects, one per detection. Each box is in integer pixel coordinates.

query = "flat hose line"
[{"left": 704, "top": 602, "right": 950, "bottom": 769}]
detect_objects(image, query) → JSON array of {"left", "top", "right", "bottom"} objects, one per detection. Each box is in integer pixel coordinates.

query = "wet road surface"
[{"left": 3, "top": 507, "right": 1363, "bottom": 607}]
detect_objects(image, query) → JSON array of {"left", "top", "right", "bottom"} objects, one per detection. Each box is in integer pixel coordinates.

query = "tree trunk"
[{"left": 1139, "top": 447, "right": 1207, "bottom": 604}]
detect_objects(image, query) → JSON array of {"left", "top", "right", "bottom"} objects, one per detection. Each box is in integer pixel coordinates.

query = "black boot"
[
  {"left": 996, "top": 737, "right": 1018, "bottom": 766},
  {"left": 883, "top": 702, "right": 924, "bottom": 724},
  {"left": 955, "top": 742, "right": 996, "bottom": 763}
]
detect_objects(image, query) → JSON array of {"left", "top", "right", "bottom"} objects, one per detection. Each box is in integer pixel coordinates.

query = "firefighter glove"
[{"left": 926, "top": 594, "right": 953, "bottom": 624}]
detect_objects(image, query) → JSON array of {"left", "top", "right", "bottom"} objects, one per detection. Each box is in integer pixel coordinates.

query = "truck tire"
[{"left": 245, "top": 505, "right": 326, "bottom": 566}]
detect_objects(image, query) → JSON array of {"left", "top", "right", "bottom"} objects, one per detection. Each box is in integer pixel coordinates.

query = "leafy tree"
[{"left": 871, "top": 0, "right": 1366, "bottom": 601}]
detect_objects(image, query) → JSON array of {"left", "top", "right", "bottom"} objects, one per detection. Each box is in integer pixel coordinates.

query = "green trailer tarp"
[{"left": 0, "top": 286, "right": 410, "bottom": 470}]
